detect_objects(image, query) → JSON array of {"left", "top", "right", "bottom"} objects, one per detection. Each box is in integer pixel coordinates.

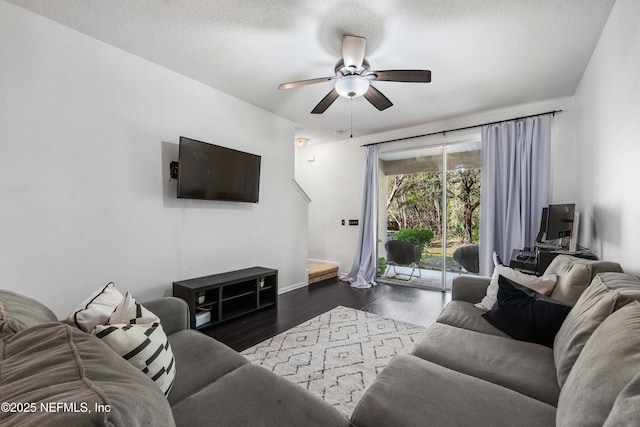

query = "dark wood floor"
[{"left": 203, "top": 278, "right": 451, "bottom": 351}]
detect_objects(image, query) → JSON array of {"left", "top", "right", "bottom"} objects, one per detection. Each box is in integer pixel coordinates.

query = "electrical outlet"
[{"left": 349, "top": 219, "right": 359, "bottom": 226}]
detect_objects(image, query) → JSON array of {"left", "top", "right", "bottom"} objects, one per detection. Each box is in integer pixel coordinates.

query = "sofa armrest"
[
  {"left": 451, "top": 275, "right": 491, "bottom": 303},
  {"left": 143, "top": 297, "right": 190, "bottom": 335}
]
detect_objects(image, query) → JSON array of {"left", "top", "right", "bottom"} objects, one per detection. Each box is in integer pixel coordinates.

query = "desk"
[
  {"left": 510, "top": 248, "right": 597, "bottom": 275},
  {"left": 509, "top": 249, "right": 537, "bottom": 274}
]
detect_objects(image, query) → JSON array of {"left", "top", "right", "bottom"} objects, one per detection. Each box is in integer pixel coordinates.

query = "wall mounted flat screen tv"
[{"left": 177, "top": 137, "right": 261, "bottom": 203}]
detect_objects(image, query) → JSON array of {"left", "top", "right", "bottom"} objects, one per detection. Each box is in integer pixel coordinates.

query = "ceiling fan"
[{"left": 278, "top": 35, "right": 431, "bottom": 114}]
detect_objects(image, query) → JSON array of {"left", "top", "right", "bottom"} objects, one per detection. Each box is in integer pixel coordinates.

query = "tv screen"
[{"left": 177, "top": 137, "right": 261, "bottom": 203}]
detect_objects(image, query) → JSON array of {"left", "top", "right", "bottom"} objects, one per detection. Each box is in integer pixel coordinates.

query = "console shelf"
[{"left": 173, "top": 266, "right": 278, "bottom": 330}]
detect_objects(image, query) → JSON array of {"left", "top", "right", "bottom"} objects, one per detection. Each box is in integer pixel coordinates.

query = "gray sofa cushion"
[
  {"left": 604, "top": 370, "right": 640, "bottom": 426},
  {"left": 545, "top": 255, "right": 622, "bottom": 306},
  {"left": 554, "top": 273, "right": 640, "bottom": 388},
  {"left": 143, "top": 297, "right": 190, "bottom": 335},
  {"left": 546, "top": 257, "right": 592, "bottom": 305},
  {"left": 412, "top": 323, "right": 559, "bottom": 405},
  {"left": 170, "top": 363, "right": 350, "bottom": 427},
  {"left": 0, "top": 290, "right": 58, "bottom": 337},
  {"left": 556, "top": 301, "right": 640, "bottom": 427},
  {"left": 451, "top": 274, "right": 492, "bottom": 303},
  {"left": 0, "top": 323, "right": 175, "bottom": 426},
  {"left": 167, "top": 329, "right": 248, "bottom": 406},
  {"left": 351, "top": 354, "right": 556, "bottom": 427},
  {"left": 436, "top": 300, "right": 510, "bottom": 337}
]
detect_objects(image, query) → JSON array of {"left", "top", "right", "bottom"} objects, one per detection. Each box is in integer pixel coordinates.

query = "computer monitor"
[
  {"left": 546, "top": 203, "right": 575, "bottom": 243},
  {"left": 536, "top": 207, "right": 549, "bottom": 242}
]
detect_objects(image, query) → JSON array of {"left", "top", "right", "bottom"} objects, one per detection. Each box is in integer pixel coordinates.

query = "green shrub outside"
[{"left": 393, "top": 228, "right": 434, "bottom": 249}]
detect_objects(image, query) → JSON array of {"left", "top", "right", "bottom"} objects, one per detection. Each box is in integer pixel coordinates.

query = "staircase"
[{"left": 308, "top": 261, "right": 339, "bottom": 285}]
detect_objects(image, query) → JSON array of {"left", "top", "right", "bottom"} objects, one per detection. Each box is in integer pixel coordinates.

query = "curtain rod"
[{"left": 362, "top": 109, "right": 563, "bottom": 147}]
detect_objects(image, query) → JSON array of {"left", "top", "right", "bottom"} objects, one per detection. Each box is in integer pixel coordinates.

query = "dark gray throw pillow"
[{"left": 482, "top": 275, "right": 572, "bottom": 347}]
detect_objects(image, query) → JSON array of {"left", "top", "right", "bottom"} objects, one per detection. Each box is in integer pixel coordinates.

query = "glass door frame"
[{"left": 376, "top": 132, "right": 481, "bottom": 292}]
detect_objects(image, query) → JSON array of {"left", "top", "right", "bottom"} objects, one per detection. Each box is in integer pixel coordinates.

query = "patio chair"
[
  {"left": 384, "top": 240, "right": 422, "bottom": 280},
  {"left": 452, "top": 244, "right": 480, "bottom": 274}
]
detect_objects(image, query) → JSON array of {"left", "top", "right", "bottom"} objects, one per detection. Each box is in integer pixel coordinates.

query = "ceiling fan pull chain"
[{"left": 350, "top": 98, "right": 354, "bottom": 138}]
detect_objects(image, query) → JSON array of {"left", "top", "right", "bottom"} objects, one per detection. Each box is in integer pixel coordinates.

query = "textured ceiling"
[{"left": 8, "top": 0, "right": 616, "bottom": 144}]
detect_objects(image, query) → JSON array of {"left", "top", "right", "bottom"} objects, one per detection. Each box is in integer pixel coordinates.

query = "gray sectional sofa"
[
  {"left": 0, "top": 290, "right": 350, "bottom": 426},
  {"left": 351, "top": 255, "right": 640, "bottom": 426},
  {"left": 3, "top": 255, "right": 640, "bottom": 426}
]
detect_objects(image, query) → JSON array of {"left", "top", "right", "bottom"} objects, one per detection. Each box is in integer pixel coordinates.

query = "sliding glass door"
[
  {"left": 444, "top": 143, "right": 482, "bottom": 287},
  {"left": 377, "top": 140, "right": 481, "bottom": 291}
]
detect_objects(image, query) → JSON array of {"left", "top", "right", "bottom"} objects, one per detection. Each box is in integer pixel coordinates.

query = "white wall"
[
  {"left": 573, "top": 0, "right": 640, "bottom": 274},
  {"left": 294, "top": 141, "right": 363, "bottom": 274},
  {"left": 0, "top": 1, "right": 308, "bottom": 316},
  {"left": 296, "top": 97, "right": 575, "bottom": 273}
]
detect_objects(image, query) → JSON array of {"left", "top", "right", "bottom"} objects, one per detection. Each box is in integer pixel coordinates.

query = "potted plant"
[
  {"left": 377, "top": 256, "right": 387, "bottom": 277},
  {"left": 197, "top": 291, "right": 205, "bottom": 305},
  {"left": 377, "top": 238, "right": 388, "bottom": 277}
]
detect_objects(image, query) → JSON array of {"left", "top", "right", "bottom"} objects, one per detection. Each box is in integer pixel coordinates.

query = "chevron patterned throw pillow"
[{"left": 94, "top": 293, "right": 175, "bottom": 396}]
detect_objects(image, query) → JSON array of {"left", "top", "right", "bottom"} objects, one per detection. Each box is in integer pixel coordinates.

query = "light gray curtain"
[
  {"left": 343, "top": 145, "right": 378, "bottom": 288},
  {"left": 479, "top": 116, "right": 551, "bottom": 276}
]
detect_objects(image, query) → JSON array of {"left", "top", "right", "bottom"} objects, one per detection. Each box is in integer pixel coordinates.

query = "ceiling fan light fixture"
[
  {"left": 335, "top": 75, "right": 370, "bottom": 98},
  {"left": 278, "top": 35, "right": 430, "bottom": 114}
]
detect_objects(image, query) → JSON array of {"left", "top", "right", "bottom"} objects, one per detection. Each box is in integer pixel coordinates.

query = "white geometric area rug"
[{"left": 240, "top": 306, "right": 427, "bottom": 417}]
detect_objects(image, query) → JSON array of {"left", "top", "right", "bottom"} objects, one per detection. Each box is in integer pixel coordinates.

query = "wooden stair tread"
[{"left": 308, "top": 262, "right": 339, "bottom": 284}]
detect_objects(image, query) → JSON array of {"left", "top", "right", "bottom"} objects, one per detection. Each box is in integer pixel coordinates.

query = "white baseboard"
[
  {"left": 278, "top": 281, "right": 308, "bottom": 295},
  {"left": 308, "top": 258, "right": 341, "bottom": 267}
]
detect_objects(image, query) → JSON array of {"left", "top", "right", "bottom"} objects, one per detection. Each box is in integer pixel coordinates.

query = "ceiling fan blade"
[
  {"left": 364, "top": 85, "right": 393, "bottom": 111},
  {"left": 368, "top": 70, "right": 431, "bottom": 83},
  {"left": 311, "top": 89, "right": 340, "bottom": 114},
  {"left": 342, "top": 35, "right": 366, "bottom": 70},
  {"left": 278, "top": 76, "right": 335, "bottom": 90}
]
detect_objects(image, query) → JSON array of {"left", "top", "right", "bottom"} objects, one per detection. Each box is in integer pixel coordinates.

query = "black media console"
[{"left": 173, "top": 266, "right": 278, "bottom": 330}]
